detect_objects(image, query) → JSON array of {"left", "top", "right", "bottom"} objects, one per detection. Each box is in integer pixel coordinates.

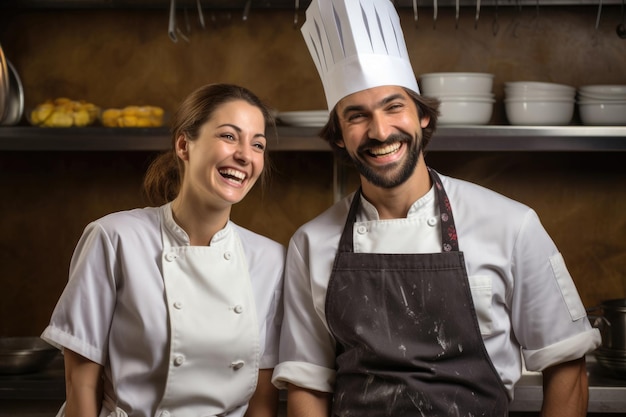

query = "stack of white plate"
[
  {"left": 577, "top": 85, "right": 626, "bottom": 126},
  {"left": 504, "top": 81, "right": 576, "bottom": 126},
  {"left": 277, "top": 110, "right": 329, "bottom": 127},
  {"left": 419, "top": 72, "right": 495, "bottom": 126}
]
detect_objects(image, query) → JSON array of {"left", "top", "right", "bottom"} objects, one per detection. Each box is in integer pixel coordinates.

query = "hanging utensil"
[
  {"left": 197, "top": 0, "right": 205, "bottom": 29},
  {"left": 168, "top": 0, "right": 178, "bottom": 42},
  {"left": 433, "top": 0, "right": 438, "bottom": 29},
  {"left": 492, "top": 0, "right": 500, "bottom": 35},
  {"left": 294, "top": 0, "right": 300, "bottom": 28},
  {"left": 595, "top": 0, "right": 602, "bottom": 29},
  {"left": 474, "top": 0, "right": 481, "bottom": 29},
  {"left": 455, "top": 0, "right": 460, "bottom": 29},
  {"left": 413, "top": 0, "right": 418, "bottom": 27},
  {"left": 243, "top": 0, "right": 252, "bottom": 21},
  {"left": 617, "top": 0, "right": 626, "bottom": 38}
]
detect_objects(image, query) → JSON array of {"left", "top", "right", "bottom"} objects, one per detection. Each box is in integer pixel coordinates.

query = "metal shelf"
[
  {"left": 0, "top": 0, "right": 621, "bottom": 9},
  {"left": 0, "top": 125, "right": 625, "bottom": 152}
]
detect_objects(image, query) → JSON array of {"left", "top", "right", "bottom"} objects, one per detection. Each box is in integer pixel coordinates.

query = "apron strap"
[
  {"left": 336, "top": 169, "right": 459, "bottom": 254},
  {"left": 428, "top": 168, "right": 459, "bottom": 252}
]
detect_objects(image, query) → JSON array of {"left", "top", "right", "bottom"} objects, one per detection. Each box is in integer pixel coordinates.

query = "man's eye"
[{"left": 347, "top": 113, "right": 365, "bottom": 121}]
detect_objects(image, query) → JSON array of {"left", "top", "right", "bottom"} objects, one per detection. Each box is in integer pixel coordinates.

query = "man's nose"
[{"left": 368, "top": 113, "right": 392, "bottom": 141}]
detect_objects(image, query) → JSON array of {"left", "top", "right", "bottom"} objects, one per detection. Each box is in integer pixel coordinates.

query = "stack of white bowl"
[
  {"left": 419, "top": 72, "right": 495, "bottom": 126},
  {"left": 504, "top": 82, "right": 576, "bottom": 126},
  {"left": 577, "top": 85, "right": 626, "bottom": 126}
]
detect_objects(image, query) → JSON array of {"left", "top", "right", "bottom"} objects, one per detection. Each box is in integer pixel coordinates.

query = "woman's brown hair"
[{"left": 143, "top": 83, "right": 276, "bottom": 206}]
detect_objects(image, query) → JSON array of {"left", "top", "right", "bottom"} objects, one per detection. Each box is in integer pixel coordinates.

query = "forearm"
[
  {"left": 245, "top": 369, "right": 279, "bottom": 417},
  {"left": 287, "top": 383, "right": 331, "bottom": 417},
  {"left": 541, "top": 357, "right": 588, "bottom": 417},
  {"left": 63, "top": 349, "right": 103, "bottom": 417}
]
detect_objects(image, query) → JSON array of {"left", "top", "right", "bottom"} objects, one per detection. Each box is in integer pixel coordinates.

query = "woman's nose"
[{"left": 234, "top": 143, "right": 251, "bottom": 163}]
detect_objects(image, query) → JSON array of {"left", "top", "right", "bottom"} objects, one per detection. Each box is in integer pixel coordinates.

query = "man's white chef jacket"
[{"left": 272, "top": 172, "right": 601, "bottom": 399}]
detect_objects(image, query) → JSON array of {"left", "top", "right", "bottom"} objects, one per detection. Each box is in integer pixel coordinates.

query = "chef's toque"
[{"left": 301, "top": 0, "right": 420, "bottom": 110}]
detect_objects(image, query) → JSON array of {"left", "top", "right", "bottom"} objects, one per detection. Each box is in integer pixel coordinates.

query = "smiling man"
[{"left": 271, "top": 1, "right": 601, "bottom": 416}]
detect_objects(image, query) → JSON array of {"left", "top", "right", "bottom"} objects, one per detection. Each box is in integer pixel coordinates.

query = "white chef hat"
[{"left": 301, "top": 0, "right": 420, "bottom": 110}]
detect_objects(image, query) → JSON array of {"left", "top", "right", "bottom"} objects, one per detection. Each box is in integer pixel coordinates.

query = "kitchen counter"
[{"left": 1, "top": 354, "right": 625, "bottom": 415}]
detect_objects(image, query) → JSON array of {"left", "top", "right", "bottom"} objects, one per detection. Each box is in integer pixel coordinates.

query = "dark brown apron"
[{"left": 325, "top": 169, "right": 509, "bottom": 417}]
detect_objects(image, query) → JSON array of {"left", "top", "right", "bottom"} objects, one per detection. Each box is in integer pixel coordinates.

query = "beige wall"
[{"left": 0, "top": 5, "right": 625, "bottom": 336}]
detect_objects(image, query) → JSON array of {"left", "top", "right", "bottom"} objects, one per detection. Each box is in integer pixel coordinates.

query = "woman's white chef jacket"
[
  {"left": 272, "top": 171, "right": 601, "bottom": 399},
  {"left": 42, "top": 203, "right": 285, "bottom": 417}
]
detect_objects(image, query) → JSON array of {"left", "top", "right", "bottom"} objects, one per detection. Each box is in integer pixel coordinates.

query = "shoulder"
[
  {"left": 440, "top": 173, "right": 532, "bottom": 220},
  {"left": 87, "top": 206, "right": 162, "bottom": 243},
  {"left": 289, "top": 193, "right": 353, "bottom": 254},
  {"left": 232, "top": 223, "right": 286, "bottom": 259}
]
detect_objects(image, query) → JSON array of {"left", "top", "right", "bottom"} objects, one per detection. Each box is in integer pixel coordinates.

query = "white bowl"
[
  {"left": 578, "top": 85, "right": 626, "bottom": 96},
  {"left": 438, "top": 98, "right": 494, "bottom": 125},
  {"left": 504, "top": 99, "right": 575, "bottom": 126},
  {"left": 578, "top": 102, "right": 626, "bottom": 126},
  {"left": 504, "top": 81, "right": 576, "bottom": 95},
  {"left": 431, "top": 92, "right": 495, "bottom": 100},
  {"left": 420, "top": 72, "right": 494, "bottom": 96},
  {"left": 577, "top": 91, "right": 626, "bottom": 101},
  {"left": 505, "top": 89, "right": 575, "bottom": 100}
]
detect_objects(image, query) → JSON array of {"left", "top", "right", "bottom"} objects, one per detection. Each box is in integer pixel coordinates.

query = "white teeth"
[
  {"left": 369, "top": 142, "right": 401, "bottom": 156},
  {"left": 219, "top": 168, "right": 246, "bottom": 182}
]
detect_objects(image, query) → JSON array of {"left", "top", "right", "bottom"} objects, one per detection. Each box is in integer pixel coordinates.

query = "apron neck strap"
[{"left": 337, "top": 168, "right": 459, "bottom": 254}]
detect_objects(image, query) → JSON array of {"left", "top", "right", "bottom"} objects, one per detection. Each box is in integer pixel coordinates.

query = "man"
[{"left": 272, "top": 0, "right": 601, "bottom": 416}]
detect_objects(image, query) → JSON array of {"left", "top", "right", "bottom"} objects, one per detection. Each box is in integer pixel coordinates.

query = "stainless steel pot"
[
  {"left": 0, "top": 337, "right": 59, "bottom": 375},
  {"left": 595, "top": 298, "right": 626, "bottom": 351}
]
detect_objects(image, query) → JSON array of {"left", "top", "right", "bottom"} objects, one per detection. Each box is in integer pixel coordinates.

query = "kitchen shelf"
[
  {"left": 1, "top": 0, "right": 622, "bottom": 9},
  {"left": 0, "top": 126, "right": 625, "bottom": 152}
]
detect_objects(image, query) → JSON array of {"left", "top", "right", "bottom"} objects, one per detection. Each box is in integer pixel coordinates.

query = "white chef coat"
[
  {"left": 272, "top": 171, "right": 601, "bottom": 399},
  {"left": 42, "top": 203, "right": 285, "bottom": 417}
]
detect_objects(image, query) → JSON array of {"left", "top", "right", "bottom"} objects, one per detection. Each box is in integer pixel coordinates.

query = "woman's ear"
[{"left": 175, "top": 134, "right": 189, "bottom": 161}]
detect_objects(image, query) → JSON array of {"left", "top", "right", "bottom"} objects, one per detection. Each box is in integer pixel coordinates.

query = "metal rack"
[
  {"left": 0, "top": 0, "right": 621, "bottom": 9},
  {"left": 0, "top": 125, "right": 625, "bottom": 152}
]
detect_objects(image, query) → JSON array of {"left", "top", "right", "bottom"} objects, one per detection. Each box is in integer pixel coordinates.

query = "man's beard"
[{"left": 350, "top": 132, "right": 421, "bottom": 189}]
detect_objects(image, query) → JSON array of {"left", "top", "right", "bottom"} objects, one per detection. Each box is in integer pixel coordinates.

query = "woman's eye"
[
  {"left": 253, "top": 142, "right": 266, "bottom": 151},
  {"left": 221, "top": 133, "right": 236, "bottom": 141}
]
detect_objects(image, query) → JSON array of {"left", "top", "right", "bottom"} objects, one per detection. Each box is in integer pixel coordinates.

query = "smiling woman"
[{"left": 40, "top": 83, "right": 285, "bottom": 417}]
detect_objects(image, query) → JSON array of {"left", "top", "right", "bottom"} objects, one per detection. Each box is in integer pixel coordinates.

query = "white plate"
[{"left": 278, "top": 110, "right": 329, "bottom": 127}]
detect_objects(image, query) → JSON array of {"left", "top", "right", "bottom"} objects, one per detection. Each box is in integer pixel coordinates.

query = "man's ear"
[
  {"left": 420, "top": 114, "right": 431, "bottom": 128},
  {"left": 335, "top": 139, "right": 346, "bottom": 149},
  {"left": 175, "top": 135, "right": 189, "bottom": 160}
]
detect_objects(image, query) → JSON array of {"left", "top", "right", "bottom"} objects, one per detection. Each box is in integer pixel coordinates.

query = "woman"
[{"left": 41, "top": 83, "right": 285, "bottom": 417}]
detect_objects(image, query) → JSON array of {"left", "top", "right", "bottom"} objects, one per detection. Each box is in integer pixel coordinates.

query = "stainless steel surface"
[
  {"left": 0, "top": 125, "right": 626, "bottom": 152},
  {"left": 0, "top": 338, "right": 58, "bottom": 375},
  {"left": 1, "top": 60, "right": 24, "bottom": 126}
]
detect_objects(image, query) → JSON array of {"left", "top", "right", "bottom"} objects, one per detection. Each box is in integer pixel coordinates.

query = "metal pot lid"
[
  {"left": 1, "top": 60, "right": 24, "bottom": 126},
  {"left": 0, "top": 43, "right": 9, "bottom": 123}
]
